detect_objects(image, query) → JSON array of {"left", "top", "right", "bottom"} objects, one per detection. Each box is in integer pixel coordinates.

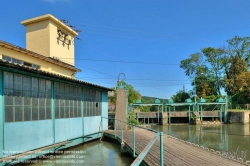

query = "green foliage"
[
  {"left": 180, "top": 35, "right": 250, "bottom": 106},
  {"left": 180, "top": 53, "right": 204, "bottom": 76},
  {"left": 171, "top": 90, "right": 190, "bottom": 103},
  {"left": 127, "top": 111, "right": 140, "bottom": 125},
  {"left": 108, "top": 81, "right": 141, "bottom": 105}
]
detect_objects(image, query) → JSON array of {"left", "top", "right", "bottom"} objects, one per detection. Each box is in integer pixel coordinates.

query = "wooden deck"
[{"left": 103, "top": 129, "right": 248, "bottom": 166}]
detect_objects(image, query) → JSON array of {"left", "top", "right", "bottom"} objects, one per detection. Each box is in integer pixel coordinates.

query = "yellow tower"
[{"left": 21, "top": 14, "right": 78, "bottom": 66}]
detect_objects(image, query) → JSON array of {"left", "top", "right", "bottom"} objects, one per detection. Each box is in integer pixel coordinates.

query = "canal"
[
  {"left": 16, "top": 138, "right": 134, "bottom": 166},
  {"left": 152, "top": 124, "right": 250, "bottom": 161},
  {"left": 16, "top": 124, "right": 250, "bottom": 165}
]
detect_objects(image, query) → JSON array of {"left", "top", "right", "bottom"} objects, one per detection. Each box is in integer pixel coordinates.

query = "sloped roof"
[
  {"left": 0, "top": 59, "right": 112, "bottom": 91},
  {"left": 0, "top": 40, "right": 81, "bottom": 72}
]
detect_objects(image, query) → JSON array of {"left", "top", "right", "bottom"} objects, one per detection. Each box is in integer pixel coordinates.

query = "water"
[
  {"left": 151, "top": 124, "right": 250, "bottom": 161},
  {"left": 16, "top": 139, "right": 134, "bottom": 166}
]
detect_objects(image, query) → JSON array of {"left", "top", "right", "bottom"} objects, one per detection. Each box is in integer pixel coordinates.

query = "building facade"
[{"left": 0, "top": 14, "right": 110, "bottom": 164}]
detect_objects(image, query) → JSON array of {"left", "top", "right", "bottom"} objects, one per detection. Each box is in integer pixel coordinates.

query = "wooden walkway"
[{"left": 103, "top": 129, "right": 248, "bottom": 166}]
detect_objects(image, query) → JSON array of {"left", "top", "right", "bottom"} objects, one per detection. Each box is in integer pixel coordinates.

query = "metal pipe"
[
  {"left": 131, "top": 132, "right": 160, "bottom": 166},
  {"left": 132, "top": 124, "right": 136, "bottom": 157},
  {"left": 160, "top": 132, "right": 164, "bottom": 166}
]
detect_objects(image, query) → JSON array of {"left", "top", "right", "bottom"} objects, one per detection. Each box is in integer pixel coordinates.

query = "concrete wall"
[
  {"left": 170, "top": 112, "right": 188, "bottom": 117},
  {"left": 23, "top": 15, "right": 75, "bottom": 65},
  {"left": 227, "top": 111, "right": 250, "bottom": 124},
  {"left": 115, "top": 88, "right": 127, "bottom": 129}
]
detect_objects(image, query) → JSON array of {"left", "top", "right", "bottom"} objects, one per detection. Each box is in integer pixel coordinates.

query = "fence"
[{"left": 100, "top": 117, "right": 164, "bottom": 166}]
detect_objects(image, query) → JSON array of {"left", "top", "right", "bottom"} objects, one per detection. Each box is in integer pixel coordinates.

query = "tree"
[
  {"left": 226, "top": 36, "right": 250, "bottom": 65},
  {"left": 108, "top": 81, "right": 141, "bottom": 105},
  {"left": 224, "top": 56, "right": 248, "bottom": 96},
  {"left": 180, "top": 53, "right": 204, "bottom": 76},
  {"left": 202, "top": 47, "right": 225, "bottom": 95},
  {"left": 171, "top": 90, "right": 190, "bottom": 103}
]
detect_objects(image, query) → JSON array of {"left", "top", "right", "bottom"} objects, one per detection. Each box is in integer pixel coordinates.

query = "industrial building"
[{"left": 0, "top": 14, "right": 110, "bottom": 164}]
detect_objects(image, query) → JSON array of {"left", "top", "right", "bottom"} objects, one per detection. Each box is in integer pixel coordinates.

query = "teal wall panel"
[
  {"left": 4, "top": 120, "right": 53, "bottom": 156},
  {"left": 84, "top": 116, "right": 101, "bottom": 135},
  {"left": 0, "top": 71, "right": 3, "bottom": 159},
  {"left": 55, "top": 118, "right": 82, "bottom": 143},
  {"left": 102, "top": 92, "right": 108, "bottom": 130}
]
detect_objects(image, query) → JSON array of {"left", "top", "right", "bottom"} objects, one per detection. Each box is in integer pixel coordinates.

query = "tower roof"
[{"left": 21, "top": 14, "right": 78, "bottom": 36}]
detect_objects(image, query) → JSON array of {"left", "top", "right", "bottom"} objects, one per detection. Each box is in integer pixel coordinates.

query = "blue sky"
[{"left": 1, "top": 0, "right": 250, "bottom": 99}]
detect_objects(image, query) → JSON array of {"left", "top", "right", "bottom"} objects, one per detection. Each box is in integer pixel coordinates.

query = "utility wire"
[
  {"left": 62, "top": 58, "right": 179, "bottom": 66},
  {"left": 71, "top": 22, "right": 212, "bottom": 42}
]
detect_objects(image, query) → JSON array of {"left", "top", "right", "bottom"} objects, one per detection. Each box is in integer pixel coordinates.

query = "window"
[
  {"left": 2, "top": 55, "right": 39, "bottom": 69},
  {"left": 84, "top": 88, "right": 101, "bottom": 117},
  {"left": 4, "top": 72, "right": 51, "bottom": 122},
  {"left": 54, "top": 82, "right": 81, "bottom": 119}
]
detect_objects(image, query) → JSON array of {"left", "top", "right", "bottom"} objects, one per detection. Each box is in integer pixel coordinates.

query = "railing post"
[
  {"left": 160, "top": 132, "right": 164, "bottom": 166},
  {"left": 101, "top": 117, "right": 103, "bottom": 132},
  {"left": 144, "top": 115, "right": 145, "bottom": 125},
  {"left": 132, "top": 124, "right": 136, "bottom": 157},
  {"left": 148, "top": 116, "right": 149, "bottom": 125}
]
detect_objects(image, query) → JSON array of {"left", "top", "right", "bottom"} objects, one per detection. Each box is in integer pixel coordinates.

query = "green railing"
[
  {"left": 100, "top": 117, "right": 164, "bottom": 166},
  {"left": 128, "top": 115, "right": 157, "bottom": 125}
]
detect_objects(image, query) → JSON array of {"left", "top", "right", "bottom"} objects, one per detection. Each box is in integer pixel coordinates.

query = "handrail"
[{"left": 100, "top": 117, "right": 164, "bottom": 166}]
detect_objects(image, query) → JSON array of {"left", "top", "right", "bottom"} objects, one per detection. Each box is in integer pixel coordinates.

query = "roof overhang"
[
  {"left": 0, "top": 59, "right": 112, "bottom": 91},
  {"left": 0, "top": 40, "right": 81, "bottom": 73},
  {"left": 21, "top": 14, "right": 78, "bottom": 36}
]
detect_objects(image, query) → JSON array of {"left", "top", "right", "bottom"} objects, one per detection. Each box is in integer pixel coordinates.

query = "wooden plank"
[{"left": 104, "top": 129, "right": 247, "bottom": 166}]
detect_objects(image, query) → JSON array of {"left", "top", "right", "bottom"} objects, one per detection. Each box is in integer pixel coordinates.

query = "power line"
[
  {"left": 71, "top": 22, "right": 213, "bottom": 42},
  {"left": 61, "top": 58, "right": 179, "bottom": 66}
]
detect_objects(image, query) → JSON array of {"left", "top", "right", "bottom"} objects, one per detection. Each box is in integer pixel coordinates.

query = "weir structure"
[{"left": 129, "top": 97, "right": 227, "bottom": 124}]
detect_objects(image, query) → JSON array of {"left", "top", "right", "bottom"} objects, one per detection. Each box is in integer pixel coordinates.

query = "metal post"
[
  {"left": 220, "top": 105, "right": 222, "bottom": 122},
  {"left": 0, "top": 71, "right": 4, "bottom": 160},
  {"left": 148, "top": 116, "right": 149, "bottom": 125},
  {"left": 132, "top": 124, "right": 136, "bottom": 157},
  {"left": 160, "top": 132, "right": 164, "bottom": 166},
  {"left": 200, "top": 105, "right": 202, "bottom": 122},
  {"left": 51, "top": 81, "right": 55, "bottom": 144},
  {"left": 129, "top": 116, "right": 131, "bottom": 124},
  {"left": 168, "top": 107, "right": 171, "bottom": 124},
  {"left": 158, "top": 106, "right": 160, "bottom": 124},
  {"left": 188, "top": 105, "right": 190, "bottom": 124},
  {"left": 101, "top": 117, "right": 103, "bottom": 132},
  {"left": 144, "top": 115, "right": 145, "bottom": 125}
]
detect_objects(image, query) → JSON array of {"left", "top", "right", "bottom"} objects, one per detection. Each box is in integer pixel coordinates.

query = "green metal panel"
[
  {"left": 81, "top": 87, "right": 84, "bottom": 136},
  {"left": 185, "top": 99, "right": 192, "bottom": 103},
  {"left": 166, "top": 98, "right": 174, "bottom": 103},
  {"left": 51, "top": 81, "right": 55, "bottom": 144},
  {"left": 135, "top": 99, "right": 141, "bottom": 104},
  {"left": 154, "top": 99, "right": 161, "bottom": 104},
  {"left": 198, "top": 98, "right": 206, "bottom": 103},
  {"left": 216, "top": 98, "right": 224, "bottom": 103},
  {"left": 0, "top": 70, "right": 3, "bottom": 159}
]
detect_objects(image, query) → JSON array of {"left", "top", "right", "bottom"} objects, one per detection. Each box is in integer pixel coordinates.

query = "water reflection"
[
  {"left": 16, "top": 139, "right": 134, "bottom": 166},
  {"left": 152, "top": 124, "right": 250, "bottom": 161}
]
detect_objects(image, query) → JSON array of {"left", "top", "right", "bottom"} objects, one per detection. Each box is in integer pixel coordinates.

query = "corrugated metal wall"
[{"left": 0, "top": 69, "right": 108, "bottom": 157}]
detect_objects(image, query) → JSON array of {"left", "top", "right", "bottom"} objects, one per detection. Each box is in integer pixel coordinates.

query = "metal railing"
[
  {"left": 128, "top": 115, "right": 158, "bottom": 125},
  {"left": 100, "top": 117, "right": 164, "bottom": 166}
]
